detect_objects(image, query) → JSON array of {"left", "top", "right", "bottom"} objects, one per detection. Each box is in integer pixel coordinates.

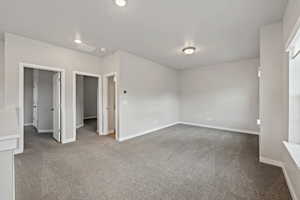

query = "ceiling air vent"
[{"left": 77, "top": 43, "right": 97, "bottom": 53}]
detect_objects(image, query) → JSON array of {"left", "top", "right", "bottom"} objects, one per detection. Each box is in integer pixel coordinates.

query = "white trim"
[
  {"left": 72, "top": 71, "right": 102, "bottom": 141},
  {"left": 259, "top": 156, "right": 283, "bottom": 168},
  {"left": 0, "top": 135, "right": 20, "bottom": 141},
  {"left": 102, "top": 129, "right": 115, "bottom": 136},
  {"left": 24, "top": 123, "right": 33, "bottom": 126},
  {"left": 62, "top": 137, "right": 76, "bottom": 144},
  {"left": 283, "top": 141, "right": 300, "bottom": 170},
  {"left": 118, "top": 122, "right": 178, "bottom": 142},
  {"left": 286, "top": 16, "right": 300, "bottom": 51},
  {"left": 282, "top": 165, "right": 299, "bottom": 200},
  {"left": 38, "top": 129, "right": 53, "bottom": 133},
  {"left": 12, "top": 149, "right": 15, "bottom": 200},
  {"left": 84, "top": 116, "right": 97, "bottom": 120},
  {"left": 103, "top": 72, "right": 119, "bottom": 140},
  {"left": 178, "top": 122, "right": 259, "bottom": 135},
  {"left": 76, "top": 123, "right": 84, "bottom": 129},
  {"left": 259, "top": 156, "right": 299, "bottom": 200},
  {"left": 0, "top": 135, "right": 19, "bottom": 152},
  {"left": 73, "top": 71, "right": 101, "bottom": 78},
  {"left": 19, "top": 63, "right": 66, "bottom": 153}
]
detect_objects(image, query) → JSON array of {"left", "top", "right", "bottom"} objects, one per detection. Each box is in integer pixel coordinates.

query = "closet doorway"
[
  {"left": 73, "top": 71, "right": 102, "bottom": 141},
  {"left": 18, "top": 63, "right": 66, "bottom": 154}
]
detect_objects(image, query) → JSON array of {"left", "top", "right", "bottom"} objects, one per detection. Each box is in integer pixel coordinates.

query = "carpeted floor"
[{"left": 15, "top": 120, "right": 291, "bottom": 200}]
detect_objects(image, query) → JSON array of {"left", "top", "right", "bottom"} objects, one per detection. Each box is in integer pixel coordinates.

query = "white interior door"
[
  {"left": 107, "top": 76, "right": 116, "bottom": 133},
  {"left": 32, "top": 69, "right": 39, "bottom": 129},
  {"left": 53, "top": 72, "right": 61, "bottom": 142}
]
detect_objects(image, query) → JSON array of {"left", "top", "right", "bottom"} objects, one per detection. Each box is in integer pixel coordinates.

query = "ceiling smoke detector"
[{"left": 77, "top": 43, "right": 97, "bottom": 53}]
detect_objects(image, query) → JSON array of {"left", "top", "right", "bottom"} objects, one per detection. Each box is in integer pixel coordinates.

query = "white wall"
[
  {"left": 76, "top": 75, "right": 84, "bottom": 127},
  {"left": 289, "top": 36, "right": 300, "bottom": 144},
  {"left": 0, "top": 151, "right": 14, "bottom": 200},
  {"left": 282, "top": 1, "right": 300, "bottom": 199},
  {"left": 37, "top": 70, "right": 54, "bottom": 131},
  {"left": 24, "top": 68, "right": 33, "bottom": 125},
  {"left": 0, "top": 40, "right": 4, "bottom": 109},
  {"left": 118, "top": 51, "right": 179, "bottom": 140},
  {"left": 179, "top": 59, "right": 259, "bottom": 133},
  {"left": 4, "top": 33, "right": 103, "bottom": 142},
  {"left": 283, "top": 0, "right": 300, "bottom": 47},
  {"left": 259, "top": 22, "right": 285, "bottom": 162},
  {"left": 83, "top": 76, "right": 97, "bottom": 118}
]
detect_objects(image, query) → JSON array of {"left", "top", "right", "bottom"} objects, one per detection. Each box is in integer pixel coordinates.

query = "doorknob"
[{"left": 51, "top": 108, "right": 54, "bottom": 111}]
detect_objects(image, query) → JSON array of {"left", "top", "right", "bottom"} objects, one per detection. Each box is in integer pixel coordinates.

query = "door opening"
[
  {"left": 73, "top": 71, "right": 102, "bottom": 141},
  {"left": 18, "top": 63, "right": 65, "bottom": 154}
]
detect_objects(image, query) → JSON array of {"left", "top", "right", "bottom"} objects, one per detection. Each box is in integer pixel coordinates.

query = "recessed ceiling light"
[
  {"left": 100, "top": 48, "right": 106, "bottom": 52},
  {"left": 74, "top": 39, "right": 82, "bottom": 44},
  {"left": 182, "top": 46, "right": 196, "bottom": 55},
  {"left": 114, "top": 0, "right": 127, "bottom": 7}
]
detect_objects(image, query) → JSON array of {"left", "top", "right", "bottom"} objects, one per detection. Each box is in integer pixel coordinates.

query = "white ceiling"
[{"left": 0, "top": 0, "right": 287, "bottom": 69}]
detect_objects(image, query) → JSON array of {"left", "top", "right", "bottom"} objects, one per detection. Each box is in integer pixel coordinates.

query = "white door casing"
[
  {"left": 18, "top": 63, "right": 66, "bottom": 154},
  {"left": 53, "top": 72, "right": 61, "bottom": 142},
  {"left": 107, "top": 76, "right": 116, "bottom": 133},
  {"left": 103, "top": 73, "right": 118, "bottom": 139},
  {"left": 72, "top": 71, "right": 102, "bottom": 142},
  {"left": 32, "top": 69, "right": 39, "bottom": 129}
]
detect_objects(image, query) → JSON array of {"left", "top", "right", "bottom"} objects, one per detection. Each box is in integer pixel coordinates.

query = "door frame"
[
  {"left": 103, "top": 72, "right": 119, "bottom": 140},
  {"left": 18, "top": 63, "right": 66, "bottom": 154},
  {"left": 32, "top": 69, "right": 39, "bottom": 129},
  {"left": 72, "top": 71, "right": 102, "bottom": 141},
  {"left": 52, "top": 72, "right": 62, "bottom": 142}
]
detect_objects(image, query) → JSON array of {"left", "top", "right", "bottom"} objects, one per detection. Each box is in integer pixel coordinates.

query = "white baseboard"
[
  {"left": 102, "top": 129, "right": 115, "bottom": 136},
  {"left": 259, "top": 156, "right": 298, "bottom": 200},
  {"left": 76, "top": 123, "right": 84, "bottom": 129},
  {"left": 118, "top": 122, "right": 179, "bottom": 142},
  {"left": 38, "top": 129, "right": 53, "bottom": 133},
  {"left": 259, "top": 156, "right": 283, "bottom": 168},
  {"left": 24, "top": 122, "right": 33, "bottom": 126},
  {"left": 178, "top": 121, "right": 259, "bottom": 135},
  {"left": 84, "top": 116, "right": 97, "bottom": 120},
  {"left": 282, "top": 165, "right": 299, "bottom": 200},
  {"left": 62, "top": 137, "right": 76, "bottom": 144},
  {"left": 0, "top": 135, "right": 19, "bottom": 152}
]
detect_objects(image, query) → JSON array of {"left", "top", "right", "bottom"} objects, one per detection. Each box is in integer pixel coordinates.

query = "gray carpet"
[{"left": 15, "top": 120, "right": 291, "bottom": 200}]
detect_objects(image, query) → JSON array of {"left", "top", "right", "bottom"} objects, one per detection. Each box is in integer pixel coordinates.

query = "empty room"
[{"left": 0, "top": 0, "right": 300, "bottom": 200}]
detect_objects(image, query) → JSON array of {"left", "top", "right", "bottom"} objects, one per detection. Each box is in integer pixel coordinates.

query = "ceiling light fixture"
[
  {"left": 182, "top": 46, "right": 196, "bottom": 55},
  {"left": 100, "top": 48, "right": 106, "bottom": 52},
  {"left": 114, "top": 0, "right": 127, "bottom": 7},
  {"left": 74, "top": 39, "right": 82, "bottom": 44}
]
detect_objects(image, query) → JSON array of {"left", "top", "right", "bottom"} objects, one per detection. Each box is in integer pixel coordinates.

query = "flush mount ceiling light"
[
  {"left": 74, "top": 39, "right": 82, "bottom": 44},
  {"left": 100, "top": 47, "right": 106, "bottom": 52},
  {"left": 114, "top": 0, "right": 127, "bottom": 7},
  {"left": 182, "top": 46, "right": 196, "bottom": 55}
]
